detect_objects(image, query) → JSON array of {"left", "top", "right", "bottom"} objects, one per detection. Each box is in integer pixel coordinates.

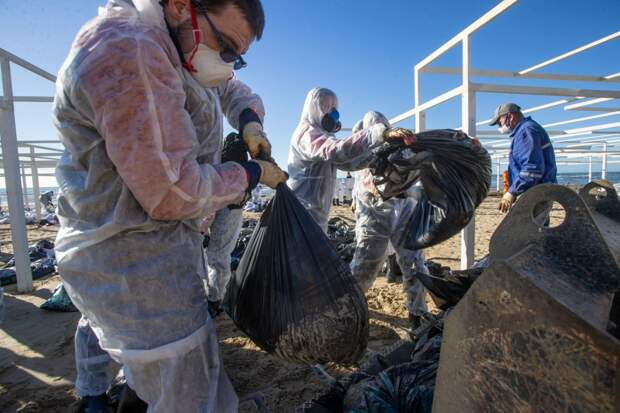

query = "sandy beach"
[{"left": 0, "top": 194, "right": 515, "bottom": 412}]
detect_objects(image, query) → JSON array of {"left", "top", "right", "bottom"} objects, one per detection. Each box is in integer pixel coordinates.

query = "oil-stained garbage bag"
[
  {"left": 369, "top": 129, "right": 491, "bottom": 250},
  {"left": 415, "top": 261, "right": 484, "bottom": 310},
  {"left": 4, "top": 239, "right": 54, "bottom": 267},
  {"left": 230, "top": 219, "right": 257, "bottom": 270},
  {"left": 343, "top": 361, "right": 437, "bottom": 413},
  {"left": 40, "top": 282, "right": 78, "bottom": 312},
  {"left": 226, "top": 184, "right": 369, "bottom": 364},
  {"left": 327, "top": 217, "right": 357, "bottom": 264},
  {"left": 0, "top": 257, "right": 56, "bottom": 286},
  {"left": 0, "top": 268, "right": 16, "bottom": 286}
]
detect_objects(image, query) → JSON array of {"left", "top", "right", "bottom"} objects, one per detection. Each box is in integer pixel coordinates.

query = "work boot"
[{"left": 70, "top": 394, "right": 111, "bottom": 413}]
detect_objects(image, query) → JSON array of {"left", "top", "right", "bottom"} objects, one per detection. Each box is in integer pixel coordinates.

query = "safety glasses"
[{"left": 193, "top": 2, "right": 247, "bottom": 70}]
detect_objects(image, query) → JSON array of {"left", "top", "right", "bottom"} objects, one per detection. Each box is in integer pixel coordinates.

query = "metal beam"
[
  {"left": 0, "top": 173, "right": 56, "bottom": 178},
  {"left": 471, "top": 83, "right": 620, "bottom": 99},
  {"left": 568, "top": 106, "right": 620, "bottom": 113},
  {"left": 0, "top": 160, "right": 58, "bottom": 168},
  {"left": 519, "top": 31, "right": 620, "bottom": 74},
  {"left": 18, "top": 140, "right": 62, "bottom": 144},
  {"left": 30, "top": 147, "right": 41, "bottom": 220},
  {"left": 564, "top": 121, "right": 620, "bottom": 134},
  {"left": 550, "top": 133, "right": 620, "bottom": 145},
  {"left": 13, "top": 96, "right": 54, "bottom": 103},
  {"left": 422, "top": 66, "right": 620, "bottom": 83},
  {"left": 564, "top": 97, "right": 614, "bottom": 110},
  {"left": 476, "top": 98, "right": 582, "bottom": 126},
  {"left": 0, "top": 47, "right": 57, "bottom": 83},
  {"left": 390, "top": 86, "right": 463, "bottom": 125},
  {"left": 414, "top": 67, "right": 425, "bottom": 132},
  {"left": 17, "top": 152, "right": 63, "bottom": 158},
  {"left": 414, "top": 0, "right": 518, "bottom": 71},
  {"left": 0, "top": 57, "right": 33, "bottom": 292},
  {"left": 542, "top": 110, "right": 620, "bottom": 128}
]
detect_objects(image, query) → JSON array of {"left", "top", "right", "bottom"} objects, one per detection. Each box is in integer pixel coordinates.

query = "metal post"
[
  {"left": 601, "top": 143, "right": 608, "bottom": 180},
  {"left": 0, "top": 57, "right": 33, "bottom": 292},
  {"left": 20, "top": 165, "right": 28, "bottom": 209},
  {"left": 414, "top": 67, "right": 425, "bottom": 132},
  {"left": 588, "top": 156, "right": 592, "bottom": 182},
  {"left": 461, "top": 34, "right": 476, "bottom": 269},
  {"left": 496, "top": 160, "right": 501, "bottom": 191},
  {"left": 30, "top": 147, "right": 41, "bottom": 220}
]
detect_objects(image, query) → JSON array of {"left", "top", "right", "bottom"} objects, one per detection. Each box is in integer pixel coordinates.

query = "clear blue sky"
[{"left": 1, "top": 0, "right": 619, "bottom": 187}]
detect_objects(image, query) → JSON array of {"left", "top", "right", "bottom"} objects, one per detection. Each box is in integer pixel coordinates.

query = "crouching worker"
[
  {"left": 349, "top": 111, "right": 430, "bottom": 329},
  {"left": 287, "top": 87, "right": 413, "bottom": 231},
  {"left": 54, "top": 0, "right": 287, "bottom": 411}
]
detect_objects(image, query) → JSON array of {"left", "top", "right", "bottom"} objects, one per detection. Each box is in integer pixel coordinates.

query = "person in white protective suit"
[
  {"left": 55, "top": 0, "right": 287, "bottom": 411},
  {"left": 349, "top": 111, "right": 430, "bottom": 329},
  {"left": 287, "top": 87, "right": 413, "bottom": 231}
]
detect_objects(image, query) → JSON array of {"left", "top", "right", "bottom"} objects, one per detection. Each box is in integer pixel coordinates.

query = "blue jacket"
[{"left": 508, "top": 117, "right": 557, "bottom": 196}]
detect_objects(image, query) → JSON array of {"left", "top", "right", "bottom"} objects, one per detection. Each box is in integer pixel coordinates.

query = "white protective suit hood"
[
  {"left": 298, "top": 87, "right": 339, "bottom": 132},
  {"left": 288, "top": 94, "right": 386, "bottom": 231},
  {"left": 131, "top": 0, "right": 166, "bottom": 27}
]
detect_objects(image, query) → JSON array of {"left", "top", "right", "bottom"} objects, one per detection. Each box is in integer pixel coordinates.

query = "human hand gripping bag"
[
  {"left": 225, "top": 184, "right": 369, "bottom": 364},
  {"left": 369, "top": 129, "right": 491, "bottom": 250}
]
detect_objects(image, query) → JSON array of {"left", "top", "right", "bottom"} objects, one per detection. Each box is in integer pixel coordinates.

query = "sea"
[{"left": 490, "top": 172, "right": 620, "bottom": 190}]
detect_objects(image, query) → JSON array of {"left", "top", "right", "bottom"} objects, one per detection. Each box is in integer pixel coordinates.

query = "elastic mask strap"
[{"left": 183, "top": 3, "right": 201, "bottom": 73}]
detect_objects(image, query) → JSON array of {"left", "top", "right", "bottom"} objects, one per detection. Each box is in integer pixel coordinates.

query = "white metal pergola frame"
[
  {"left": 0, "top": 47, "right": 58, "bottom": 292},
  {"left": 388, "top": 0, "right": 620, "bottom": 269}
]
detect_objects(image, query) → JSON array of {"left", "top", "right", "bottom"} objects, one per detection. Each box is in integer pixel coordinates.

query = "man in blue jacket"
[{"left": 489, "top": 103, "right": 557, "bottom": 212}]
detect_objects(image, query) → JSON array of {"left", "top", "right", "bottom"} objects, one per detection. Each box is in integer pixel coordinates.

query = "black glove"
[{"left": 221, "top": 132, "right": 249, "bottom": 164}]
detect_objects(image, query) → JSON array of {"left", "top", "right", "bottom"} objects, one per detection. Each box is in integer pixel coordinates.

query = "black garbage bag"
[
  {"left": 327, "top": 217, "right": 357, "bottom": 264},
  {"left": 226, "top": 184, "right": 369, "bottom": 364},
  {"left": 0, "top": 257, "right": 56, "bottom": 286},
  {"left": 5, "top": 239, "right": 54, "bottom": 267},
  {"left": 32, "top": 257, "right": 56, "bottom": 278},
  {"left": 343, "top": 361, "right": 437, "bottom": 413},
  {"left": 40, "top": 282, "right": 78, "bottom": 312},
  {"left": 369, "top": 129, "right": 491, "bottom": 250},
  {"left": 0, "top": 268, "right": 16, "bottom": 286},
  {"left": 230, "top": 219, "right": 257, "bottom": 271},
  {"left": 415, "top": 261, "right": 484, "bottom": 310}
]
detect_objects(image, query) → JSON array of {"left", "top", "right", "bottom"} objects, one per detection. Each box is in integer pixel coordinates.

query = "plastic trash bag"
[
  {"left": 369, "top": 129, "right": 491, "bottom": 250},
  {"left": 226, "top": 184, "right": 369, "bottom": 364},
  {"left": 40, "top": 190, "right": 56, "bottom": 213},
  {"left": 31, "top": 257, "right": 56, "bottom": 279},
  {"left": 415, "top": 261, "right": 484, "bottom": 310},
  {"left": 40, "top": 282, "right": 78, "bottom": 312},
  {"left": 0, "top": 268, "right": 16, "bottom": 286},
  {"left": 5, "top": 239, "right": 54, "bottom": 267},
  {"left": 0, "top": 257, "right": 56, "bottom": 286},
  {"left": 327, "top": 217, "right": 357, "bottom": 264},
  {"left": 343, "top": 362, "right": 436, "bottom": 413}
]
